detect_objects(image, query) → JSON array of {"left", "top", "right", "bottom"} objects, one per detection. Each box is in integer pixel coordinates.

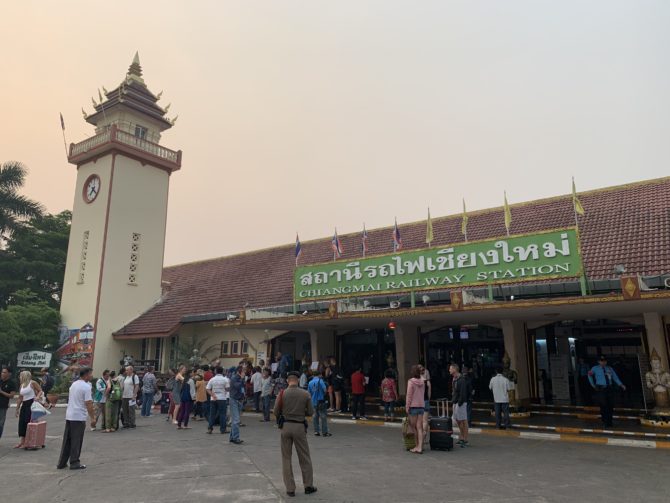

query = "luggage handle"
[{"left": 435, "top": 398, "right": 450, "bottom": 418}]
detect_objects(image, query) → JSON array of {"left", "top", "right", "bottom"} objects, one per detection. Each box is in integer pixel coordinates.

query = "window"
[
  {"left": 77, "top": 231, "right": 90, "bottom": 284},
  {"left": 128, "top": 233, "right": 141, "bottom": 285},
  {"left": 241, "top": 341, "right": 249, "bottom": 355},
  {"left": 231, "top": 341, "right": 239, "bottom": 355},
  {"left": 141, "top": 338, "right": 148, "bottom": 361},
  {"left": 221, "top": 341, "right": 229, "bottom": 356},
  {"left": 154, "top": 338, "right": 163, "bottom": 367},
  {"left": 134, "top": 125, "right": 148, "bottom": 139}
]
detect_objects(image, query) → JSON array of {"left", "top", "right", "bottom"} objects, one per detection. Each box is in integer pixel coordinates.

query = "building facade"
[{"left": 62, "top": 59, "right": 670, "bottom": 408}]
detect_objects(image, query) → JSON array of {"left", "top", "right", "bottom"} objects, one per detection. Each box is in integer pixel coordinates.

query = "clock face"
[{"left": 83, "top": 175, "right": 101, "bottom": 203}]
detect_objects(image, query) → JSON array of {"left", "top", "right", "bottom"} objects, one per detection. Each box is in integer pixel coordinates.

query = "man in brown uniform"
[{"left": 274, "top": 371, "right": 317, "bottom": 497}]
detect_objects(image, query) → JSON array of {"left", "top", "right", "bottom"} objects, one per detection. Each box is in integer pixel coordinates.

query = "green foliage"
[
  {"left": 0, "top": 292, "right": 60, "bottom": 365},
  {"left": 169, "top": 335, "right": 219, "bottom": 369},
  {"left": 0, "top": 161, "right": 44, "bottom": 241},
  {"left": 0, "top": 210, "right": 71, "bottom": 308}
]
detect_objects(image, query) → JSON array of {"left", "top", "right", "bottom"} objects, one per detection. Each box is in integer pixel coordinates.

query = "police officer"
[
  {"left": 588, "top": 356, "right": 626, "bottom": 427},
  {"left": 274, "top": 371, "right": 317, "bottom": 498}
]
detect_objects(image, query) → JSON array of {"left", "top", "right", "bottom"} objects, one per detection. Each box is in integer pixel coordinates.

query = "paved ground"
[{"left": 1, "top": 408, "right": 669, "bottom": 503}]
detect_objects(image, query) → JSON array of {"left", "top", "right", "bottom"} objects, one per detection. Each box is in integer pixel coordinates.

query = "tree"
[
  {"left": 0, "top": 211, "right": 71, "bottom": 308},
  {"left": 0, "top": 290, "right": 60, "bottom": 365},
  {"left": 0, "top": 161, "right": 44, "bottom": 242}
]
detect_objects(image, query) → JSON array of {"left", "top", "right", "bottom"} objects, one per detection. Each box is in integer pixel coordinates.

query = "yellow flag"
[
  {"left": 461, "top": 199, "right": 469, "bottom": 238},
  {"left": 504, "top": 191, "right": 512, "bottom": 234},
  {"left": 572, "top": 177, "right": 585, "bottom": 216},
  {"left": 426, "top": 208, "right": 434, "bottom": 245}
]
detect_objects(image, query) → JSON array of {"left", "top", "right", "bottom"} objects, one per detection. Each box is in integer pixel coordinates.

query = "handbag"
[{"left": 276, "top": 389, "right": 286, "bottom": 429}]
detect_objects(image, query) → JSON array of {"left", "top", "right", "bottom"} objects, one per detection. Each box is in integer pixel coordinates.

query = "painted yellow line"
[
  {"left": 559, "top": 434, "right": 608, "bottom": 445},
  {"left": 555, "top": 427, "right": 582, "bottom": 434},
  {"left": 655, "top": 441, "right": 670, "bottom": 449}
]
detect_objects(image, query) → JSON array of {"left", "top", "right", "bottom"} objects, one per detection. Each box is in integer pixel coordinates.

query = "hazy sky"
[{"left": 3, "top": 1, "right": 669, "bottom": 266}]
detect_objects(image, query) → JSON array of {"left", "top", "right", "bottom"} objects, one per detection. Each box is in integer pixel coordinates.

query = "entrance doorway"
[
  {"left": 338, "top": 329, "right": 396, "bottom": 394},
  {"left": 532, "top": 320, "right": 645, "bottom": 407},
  {"left": 424, "top": 325, "right": 504, "bottom": 401}
]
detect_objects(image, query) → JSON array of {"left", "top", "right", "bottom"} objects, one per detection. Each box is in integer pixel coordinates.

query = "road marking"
[
  {"left": 520, "top": 432, "right": 560, "bottom": 440},
  {"left": 607, "top": 438, "right": 656, "bottom": 449}
]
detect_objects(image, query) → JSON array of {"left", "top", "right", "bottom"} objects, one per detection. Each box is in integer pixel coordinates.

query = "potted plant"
[{"left": 48, "top": 379, "right": 71, "bottom": 404}]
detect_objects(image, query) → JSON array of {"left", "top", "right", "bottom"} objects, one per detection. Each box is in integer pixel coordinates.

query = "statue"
[
  {"left": 645, "top": 348, "right": 670, "bottom": 411},
  {"left": 502, "top": 352, "right": 519, "bottom": 405}
]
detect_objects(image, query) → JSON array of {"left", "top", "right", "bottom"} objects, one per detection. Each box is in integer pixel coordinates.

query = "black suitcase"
[{"left": 430, "top": 399, "right": 453, "bottom": 451}]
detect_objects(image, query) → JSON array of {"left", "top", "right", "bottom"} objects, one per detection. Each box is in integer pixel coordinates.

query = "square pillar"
[
  {"left": 501, "top": 319, "right": 530, "bottom": 404},
  {"left": 643, "top": 313, "right": 669, "bottom": 370},
  {"left": 308, "top": 329, "right": 336, "bottom": 365},
  {"left": 395, "top": 324, "right": 420, "bottom": 396}
]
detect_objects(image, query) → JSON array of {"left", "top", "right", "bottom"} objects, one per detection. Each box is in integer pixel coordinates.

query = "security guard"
[
  {"left": 588, "top": 356, "right": 626, "bottom": 427},
  {"left": 274, "top": 371, "right": 317, "bottom": 498}
]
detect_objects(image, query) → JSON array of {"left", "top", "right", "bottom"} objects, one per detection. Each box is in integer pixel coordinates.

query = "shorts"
[
  {"left": 424, "top": 400, "right": 430, "bottom": 410},
  {"left": 408, "top": 407, "right": 424, "bottom": 416},
  {"left": 453, "top": 403, "right": 468, "bottom": 422}
]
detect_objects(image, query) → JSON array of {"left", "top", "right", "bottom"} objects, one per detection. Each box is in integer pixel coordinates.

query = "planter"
[{"left": 47, "top": 393, "right": 59, "bottom": 405}]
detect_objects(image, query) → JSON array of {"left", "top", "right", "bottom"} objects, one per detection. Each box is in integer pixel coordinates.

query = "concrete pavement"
[{"left": 1, "top": 408, "right": 669, "bottom": 502}]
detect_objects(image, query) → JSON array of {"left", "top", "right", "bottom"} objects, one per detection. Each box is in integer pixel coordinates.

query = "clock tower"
[{"left": 60, "top": 53, "right": 181, "bottom": 374}]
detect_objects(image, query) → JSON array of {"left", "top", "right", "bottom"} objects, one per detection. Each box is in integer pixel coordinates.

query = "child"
[
  {"left": 381, "top": 369, "right": 398, "bottom": 421},
  {"left": 260, "top": 368, "right": 274, "bottom": 422}
]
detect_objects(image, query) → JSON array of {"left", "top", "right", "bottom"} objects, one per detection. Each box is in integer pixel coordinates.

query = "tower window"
[
  {"left": 77, "top": 231, "right": 90, "bottom": 284},
  {"left": 128, "top": 232, "right": 141, "bottom": 285},
  {"left": 134, "top": 125, "right": 148, "bottom": 139}
]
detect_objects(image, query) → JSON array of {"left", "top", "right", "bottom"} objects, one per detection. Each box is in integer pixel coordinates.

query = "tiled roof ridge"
[{"left": 164, "top": 175, "right": 670, "bottom": 270}]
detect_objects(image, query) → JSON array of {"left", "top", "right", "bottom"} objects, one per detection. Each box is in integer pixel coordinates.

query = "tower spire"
[{"left": 127, "top": 51, "right": 144, "bottom": 83}]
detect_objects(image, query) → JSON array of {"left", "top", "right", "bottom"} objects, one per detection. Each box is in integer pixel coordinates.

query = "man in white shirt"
[
  {"left": 489, "top": 367, "right": 512, "bottom": 429},
  {"left": 57, "top": 368, "right": 96, "bottom": 470},
  {"left": 122, "top": 366, "right": 139, "bottom": 428},
  {"left": 251, "top": 367, "right": 263, "bottom": 413},
  {"left": 206, "top": 366, "right": 230, "bottom": 434}
]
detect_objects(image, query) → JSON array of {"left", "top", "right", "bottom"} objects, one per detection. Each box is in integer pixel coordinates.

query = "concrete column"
[
  {"left": 395, "top": 324, "right": 420, "bottom": 396},
  {"left": 501, "top": 319, "right": 530, "bottom": 404},
  {"left": 308, "top": 329, "right": 336, "bottom": 364},
  {"left": 643, "top": 313, "right": 669, "bottom": 371}
]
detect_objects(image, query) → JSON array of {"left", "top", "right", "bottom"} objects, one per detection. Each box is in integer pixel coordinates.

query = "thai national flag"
[
  {"left": 362, "top": 225, "right": 369, "bottom": 256},
  {"left": 295, "top": 234, "right": 302, "bottom": 265},
  {"left": 331, "top": 229, "right": 343, "bottom": 258},
  {"left": 393, "top": 218, "right": 402, "bottom": 252}
]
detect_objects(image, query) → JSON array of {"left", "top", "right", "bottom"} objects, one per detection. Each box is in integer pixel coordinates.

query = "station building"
[{"left": 60, "top": 57, "right": 670, "bottom": 408}]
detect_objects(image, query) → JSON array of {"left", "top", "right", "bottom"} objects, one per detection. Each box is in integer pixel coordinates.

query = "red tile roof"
[{"left": 115, "top": 177, "right": 670, "bottom": 337}]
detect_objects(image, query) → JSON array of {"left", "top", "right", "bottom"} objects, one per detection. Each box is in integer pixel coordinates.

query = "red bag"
[{"left": 24, "top": 421, "right": 47, "bottom": 450}]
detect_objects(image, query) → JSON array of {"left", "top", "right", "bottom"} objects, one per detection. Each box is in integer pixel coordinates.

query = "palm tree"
[{"left": 0, "top": 161, "right": 44, "bottom": 242}]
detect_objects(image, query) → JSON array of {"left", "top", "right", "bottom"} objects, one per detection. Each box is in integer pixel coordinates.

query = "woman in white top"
[{"left": 14, "top": 370, "right": 42, "bottom": 448}]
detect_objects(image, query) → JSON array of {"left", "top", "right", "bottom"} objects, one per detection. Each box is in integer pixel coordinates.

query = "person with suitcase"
[
  {"left": 57, "top": 367, "right": 96, "bottom": 470},
  {"left": 14, "top": 371, "right": 42, "bottom": 449},
  {"left": 450, "top": 364, "right": 470, "bottom": 448}
]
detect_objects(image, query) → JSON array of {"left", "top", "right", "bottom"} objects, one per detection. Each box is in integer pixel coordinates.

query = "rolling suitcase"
[
  {"left": 24, "top": 421, "right": 47, "bottom": 450},
  {"left": 430, "top": 399, "right": 453, "bottom": 451}
]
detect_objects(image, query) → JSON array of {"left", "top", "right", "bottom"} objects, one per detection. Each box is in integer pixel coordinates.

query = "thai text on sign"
[{"left": 294, "top": 228, "right": 582, "bottom": 301}]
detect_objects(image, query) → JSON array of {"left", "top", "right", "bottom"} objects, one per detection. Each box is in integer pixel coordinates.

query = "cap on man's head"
[
  {"left": 599, "top": 355, "right": 607, "bottom": 361},
  {"left": 287, "top": 371, "right": 301, "bottom": 380}
]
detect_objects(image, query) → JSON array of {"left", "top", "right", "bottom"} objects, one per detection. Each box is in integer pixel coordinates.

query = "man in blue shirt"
[
  {"left": 308, "top": 370, "right": 331, "bottom": 437},
  {"left": 228, "top": 366, "right": 245, "bottom": 444},
  {"left": 588, "top": 356, "right": 626, "bottom": 427}
]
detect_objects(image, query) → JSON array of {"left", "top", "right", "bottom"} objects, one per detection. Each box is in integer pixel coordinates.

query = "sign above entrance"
[{"left": 294, "top": 229, "right": 582, "bottom": 301}]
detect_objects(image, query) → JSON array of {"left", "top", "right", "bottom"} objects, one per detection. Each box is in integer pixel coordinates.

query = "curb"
[{"left": 329, "top": 417, "right": 670, "bottom": 449}]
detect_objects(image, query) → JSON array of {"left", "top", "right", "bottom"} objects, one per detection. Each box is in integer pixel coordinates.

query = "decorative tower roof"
[{"left": 84, "top": 52, "right": 176, "bottom": 131}]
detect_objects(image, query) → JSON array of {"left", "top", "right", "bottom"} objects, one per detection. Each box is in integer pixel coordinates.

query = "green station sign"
[{"left": 294, "top": 228, "right": 582, "bottom": 301}]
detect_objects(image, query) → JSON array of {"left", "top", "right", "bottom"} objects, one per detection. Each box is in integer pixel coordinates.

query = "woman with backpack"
[
  {"left": 104, "top": 370, "right": 121, "bottom": 432},
  {"left": 380, "top": 369, "right": 398, "bottom": 421}
]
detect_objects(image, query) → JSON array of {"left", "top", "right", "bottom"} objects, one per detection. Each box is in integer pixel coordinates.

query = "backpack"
[
  {"left": 382, "top": 379, "right": 395, "bottom": 401},
  {"left": 110, "top": 380, "right": 122, "bottom": 401}
]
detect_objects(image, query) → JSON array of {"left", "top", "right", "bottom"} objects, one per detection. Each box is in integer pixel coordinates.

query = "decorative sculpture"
[{"left": 645, "top": 348, "right": 670, "bottom": 410}]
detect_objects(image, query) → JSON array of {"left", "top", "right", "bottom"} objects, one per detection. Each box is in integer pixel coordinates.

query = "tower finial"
[{"left": 127, "top": 51, "right": 143, "bottom": 81}]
